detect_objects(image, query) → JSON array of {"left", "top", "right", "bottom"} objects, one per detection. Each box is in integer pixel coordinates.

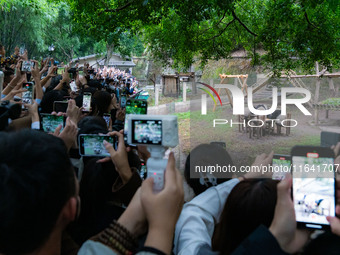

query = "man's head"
[{"left": 0, "top": 130, "right": 78, "bottom": 254}]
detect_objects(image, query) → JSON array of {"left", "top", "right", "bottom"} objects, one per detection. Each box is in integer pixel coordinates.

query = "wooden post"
[
  {"left": 314, "top": 78, "right": 321, "bottom": 124},
  {"left": 155, "top": 84, "right": 159, "bottom": 106},
  {"left": 192, "top": 75, "right": 197, "bottom": 94},
  {"left": 328, "top": 77, "right": 335, "bottom": 97},
  {"left": 183, "top": 82, "right": 187, "bottom": 102}
]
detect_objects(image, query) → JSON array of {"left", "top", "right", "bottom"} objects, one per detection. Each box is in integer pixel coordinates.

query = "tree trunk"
[{"left": 105, "top": 43, "right": 114, "bottom": 66}]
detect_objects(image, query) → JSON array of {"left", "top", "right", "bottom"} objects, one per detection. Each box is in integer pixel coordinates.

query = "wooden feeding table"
[{"left": 312, "top": 98, "right": 340, "bottom": 119}]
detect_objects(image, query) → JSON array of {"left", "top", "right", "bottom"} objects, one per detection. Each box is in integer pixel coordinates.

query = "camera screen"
[
  {"left": 22, "top": 61, "right": 34, "bottom": 72},
  {"left": 292, "top": 155, "right": 335, "bottom": 227},
  {"left": 22, "top": 83, "right": 33, "bottom": 105},
  {"left": 41, "top": 114, "right": 64, "bottom": 133},
  {"left": 132, "top": 120, "right": 162, "bottom": 145},
  {"left": 82, "top": 94, "right": 91, "bottom": 112},
  {"left": 126, "top": 100, "right": 147, "bottom": 115},
  {"left": 272, "top": 156, "right": 291, "bottom": 180},
  {"left": 80, "top": 135, "right": 114, "bottom": 157}
]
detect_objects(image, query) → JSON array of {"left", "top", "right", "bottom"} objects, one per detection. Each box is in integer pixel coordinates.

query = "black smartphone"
[
  {"left": 321, "top": 131, "right": 340, "bottom": 147},
  {"left": 53, "top": 101, "right": 68, "bottom": 113},
  {"left": 40, "top": 114, "right": 64, "bottom": 133},
  {"left": 103, "top": 113, "right": 111, "bottom": 129},
  {"left": 272, "top": 154, "right": 291, "bottom": 180},
  {"left": 22, "top": 82, "right": 34, "bottom": 109},
  {"left": 79, "top": 134, "right": 117, "bottom": 157},
  {"left": 124, "top": 99, "right": 148, "bottom": 145},
  {"left": 21, "top": 61, "right": 35, "bottom": 72},
  {"left": 82, "top": 93, "right": 91, "bottom": 112},
  {"left": 291, "top": 146, "right": 336, "bottom": 230}
]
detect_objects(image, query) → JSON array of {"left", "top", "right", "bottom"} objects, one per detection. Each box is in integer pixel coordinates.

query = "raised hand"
[{"left": 103, "top": 131, "right": 132, "bottom": 184}]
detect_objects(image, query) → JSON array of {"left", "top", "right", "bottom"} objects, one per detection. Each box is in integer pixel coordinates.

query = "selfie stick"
[{"left": 147, "top": 146, "right": 168, "bottom": 192}]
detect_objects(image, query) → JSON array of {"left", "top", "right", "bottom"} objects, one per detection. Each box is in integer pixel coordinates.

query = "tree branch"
[
  {"left": 104, "top": 1, "right": 133, "bottom": 13},
  {"left": 304, "top": 11, "right": 318, "bottom": 29},
  {"left": 201, "top": 18, "right": 236, "bottom": 41},
  {"left": 231, "top": 10, "right": 257, "bottom": 37},
  {"left": 199, "top": 9, "right": 228, "bottom": 35}
]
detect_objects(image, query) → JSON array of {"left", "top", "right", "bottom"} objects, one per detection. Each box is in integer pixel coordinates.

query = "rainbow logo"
[{"left": 197, "top": 82, "right": 223, "bottom": 107}]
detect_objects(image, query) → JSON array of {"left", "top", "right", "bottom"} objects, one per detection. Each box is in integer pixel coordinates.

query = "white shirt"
[{"left": 173, "top": 178, "right": 240, "bottom": 255}]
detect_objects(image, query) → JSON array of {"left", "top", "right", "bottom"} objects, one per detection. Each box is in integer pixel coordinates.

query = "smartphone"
[
  {"left": 124, "top": 99, "right": 148, "bottom": 144},
  {"left": 70, "top": 81, "right": 78, "bottom": 92},
  {"left": 321, "top": 131, "right": 340, "bottom": 147},
  {"left": 125, "top": 99, "right": 147, "bottom": 115},
  {"left": 139, "top": 160, "right": 147, "bottom": 179},
  {"left": 19, "top": 47, "right": 25, "bottom": 56},
  {"left": 82, "top": 93, "right": 91, "bottom": 112},
  {"left": 272, "top": 154, "right": 291, "bottom": 180},
  {"left": 291, "top": 146, "right": 336, "bottom": 230},
  {"left": 41, "top": 114, "right": 64, "bottom": 133},
  {"left": 103, "top": 113, "right": 111, "bottom": 128},
  {"left": 79, "top": 134, "right": 117, "bottom": 157},
  {"left": 22, "top": 82, "right": 34, "bottom": 109},
  {"left": 57, "top": 68, "right": 64, "bottom": 75},
  {"left": 21, "top": 61, "right": 35, "bottom": 72},
  {"left": 120, "top": 95, "right": 127, "bottom": 108},
  {"left": 53, "top": 101, "right": 68, "bottom": 113}
]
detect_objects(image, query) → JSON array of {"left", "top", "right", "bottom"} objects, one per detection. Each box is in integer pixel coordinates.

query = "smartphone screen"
[
  {"left": 79, "top": 135, "right": 115, "bottom": 157},
  {"left": 291, "top": 146, "right": 336, "bottom": 229},
  {"left": 54, "top": 101, "right": 68, "bottom": 113},
  {"left": 103, "top": 114, "right": 111, "bottom": 128},
  {"left": 120, "top": 96, "right": 127, "bottom": 108},
  {"left": 41, "top": 114, "right": 64, "bottom": 133},
  {"left": 70, "top": 81, "right": 78, "bottom": 92},
  {"left": 82, "top": 93, "right": 91, "bottom": 112},
  {"left": 131, "top": 120, "right": 162, "bottom": 145},
  {"left": 21, "top": 61, "right": 35, "bottom": 72},
  {"left": 272, "top": 154, "right": 291, "bottom": 180},
  {"left": 22, "top": 82, "right": 34, "bottom": 108},
  {"left": 57, "top": 68, "right": 64, "bottom": 75},
  {"left": 124, "top": 100, "right": 148, "bottom": 144},
  {"left": 125, "top": 99, "right": 147, "bottom": 115}
]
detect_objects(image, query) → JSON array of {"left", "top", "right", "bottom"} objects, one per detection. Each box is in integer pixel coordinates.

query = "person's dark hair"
[
  {"left": 92, "top": 91, "right": 112, "bottom": 116},
  {"left": 184, "top": 144, "right": 233, "bottom": 196},
  {"left": 70, "top": 158, "right": 123, "bottom": 244},
  {"left": 87, "top": 80, "right": 101, "bottom": 90},
  {"left": 0, "top": 130, "right": 76, "bottom": 254},
  {"left": 212, "top": 179, "right": 278, "bottom": 255},
  {"left": 40, "top": 90, "right": 68, "bottom": 113},
  {"left": 78, "top": 116, "right": 108, "bottom": 138}
]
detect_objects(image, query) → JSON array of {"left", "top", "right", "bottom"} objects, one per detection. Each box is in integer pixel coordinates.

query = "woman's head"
[
  {"left": 185, "top": 144, "right": 233, "bottom": 196},
  {"left": 40, "top": 90, "right": 68, "bottom": 113},
  {"left": 92, "top": 91, "right": 112, "bottom": 116},
  {"left": 212, "top": 179, "right": 279, "bottom": 255}
]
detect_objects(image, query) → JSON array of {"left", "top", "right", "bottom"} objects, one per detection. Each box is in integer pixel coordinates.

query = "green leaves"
[{"left": 1, "top": 0, "right": 340, "bottom": 73}]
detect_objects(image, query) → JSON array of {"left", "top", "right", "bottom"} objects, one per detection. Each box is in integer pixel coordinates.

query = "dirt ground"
[{"left": 174, "top": 101, "right": 340, "bottom": 173}]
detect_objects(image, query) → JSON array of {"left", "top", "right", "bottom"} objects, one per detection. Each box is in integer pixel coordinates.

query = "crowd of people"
[{"left": 1, "top": 46, "right": 340, "bottom": 255}]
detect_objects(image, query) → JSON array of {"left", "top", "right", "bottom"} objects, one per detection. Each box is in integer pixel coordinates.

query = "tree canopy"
[{"left": 1, "top": 0, "right": 340, "bottom": 73}]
